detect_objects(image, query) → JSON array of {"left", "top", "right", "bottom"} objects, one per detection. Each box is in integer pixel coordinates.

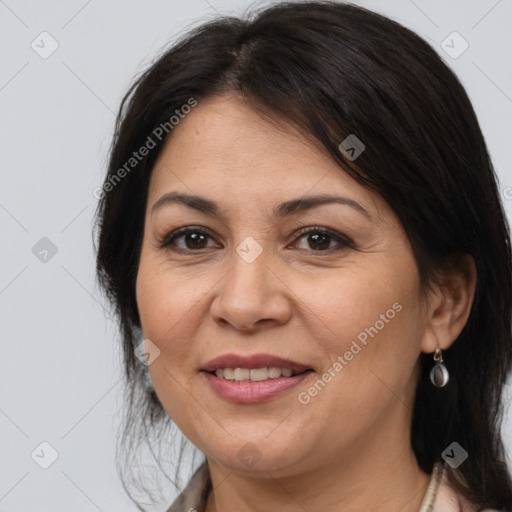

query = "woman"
[{"left": 94, "top": 1, "right": 512, "bottom": 511}]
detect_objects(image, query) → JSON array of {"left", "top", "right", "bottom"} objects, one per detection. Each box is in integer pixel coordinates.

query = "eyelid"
[
  {"left": 159, "top": 225, "right": 355, "bottom": 252},
  {"left": 292, "top": 226, "right": 355, "bottom": 250},
  {"left": 159, "top": 225, "right": 218, "bottom": 249}
]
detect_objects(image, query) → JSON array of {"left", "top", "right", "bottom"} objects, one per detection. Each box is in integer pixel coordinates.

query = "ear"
[{"left": 420, "top": 253, "right": 477, "bottom": 354}]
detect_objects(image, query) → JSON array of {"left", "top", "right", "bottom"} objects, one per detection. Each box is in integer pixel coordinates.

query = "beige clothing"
[{"left": 165, "top": 461, "right": 501, "bottom": 512}]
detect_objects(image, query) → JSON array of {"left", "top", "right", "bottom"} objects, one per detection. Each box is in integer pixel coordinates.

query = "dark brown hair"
[{"left": 94, "top": 1, "right": 512, "bottom": 510}]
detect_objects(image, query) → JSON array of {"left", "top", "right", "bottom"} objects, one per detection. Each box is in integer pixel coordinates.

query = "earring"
[{"left": 429, "top": 347, "right": 449, "bottom": 387}]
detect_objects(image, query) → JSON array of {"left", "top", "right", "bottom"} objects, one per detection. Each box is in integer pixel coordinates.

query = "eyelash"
[{"left": 159, "top": 225, "right": 354, "bottom": 254}]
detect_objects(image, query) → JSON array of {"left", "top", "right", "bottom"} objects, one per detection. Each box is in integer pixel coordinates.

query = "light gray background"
[{"left": 1, "top": 0, "right": 511, "bottom": 510}]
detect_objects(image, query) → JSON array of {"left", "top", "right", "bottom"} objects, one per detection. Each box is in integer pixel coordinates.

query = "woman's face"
[{"left": 136, "top": 94, "right": 431, "bottom": 476}]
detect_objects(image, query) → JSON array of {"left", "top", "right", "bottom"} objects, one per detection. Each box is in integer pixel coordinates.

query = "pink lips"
[
  {"left": 200, "top": 353, "right": 313, "bottom": 404},
  {"left": 202, "top": 371, "right": 313, "bottom": 403}
]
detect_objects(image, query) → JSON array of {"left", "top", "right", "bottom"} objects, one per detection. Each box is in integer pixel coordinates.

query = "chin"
[{"left": 207, "top": 439, "right": 310, "bottom": 476}]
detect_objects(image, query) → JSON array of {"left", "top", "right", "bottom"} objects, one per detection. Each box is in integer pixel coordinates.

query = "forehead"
[{"left": 148, "top": 94, "right": 387, "bottom": 220}]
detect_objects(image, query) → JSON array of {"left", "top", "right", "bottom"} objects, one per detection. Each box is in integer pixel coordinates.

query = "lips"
[
  {"left": 202, "top": 370, "right": 313, "bottom": 403},
  {"left": 200, "top": 353, "right": 312, "bottom": 374}
]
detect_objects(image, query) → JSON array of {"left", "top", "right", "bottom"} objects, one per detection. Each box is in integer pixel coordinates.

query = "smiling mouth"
[{"left": 206, "top": 367, "right": 313, "bottom": 382}]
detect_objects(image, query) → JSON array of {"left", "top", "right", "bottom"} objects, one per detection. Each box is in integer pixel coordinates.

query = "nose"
[{"left": 209, "top": 246, "right": 292, "bottom": 332}]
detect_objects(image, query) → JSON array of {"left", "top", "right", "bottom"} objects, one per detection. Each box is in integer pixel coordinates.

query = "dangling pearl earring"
[{"left": 430, "top": 347, "right": 449, "bottom": 387}]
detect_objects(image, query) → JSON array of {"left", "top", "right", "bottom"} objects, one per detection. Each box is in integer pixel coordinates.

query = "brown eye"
[
  {"left": 292, "top": 227, "right": 353, "bottom": 252},
  {"left": 161, "top": 228, "right": 217, "bottom": 251},
  {"left": 160, "top": 226, "right": 353, "bottom": 254},
  {"left": 181, "top": 231, "right": 209, "bottom": 249},
  {"left": 305, "top": 232, "right": 332, "bottom": 251}
]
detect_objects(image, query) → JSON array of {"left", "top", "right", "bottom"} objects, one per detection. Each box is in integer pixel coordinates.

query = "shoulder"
[{"left": 433, "top": 467, "right": 503, "bottom": 512}]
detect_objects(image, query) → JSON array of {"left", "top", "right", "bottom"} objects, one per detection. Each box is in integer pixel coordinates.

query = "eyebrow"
[{"left": 151, "top": 192, "right": 371, "bottom": 220}]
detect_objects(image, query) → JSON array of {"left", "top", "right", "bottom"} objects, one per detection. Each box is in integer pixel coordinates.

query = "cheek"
[
  {"left": 298, "top": 257, "right": 423, "bottom": 392},
  {"left": 293, "top": 262, "right": 408, "bottom": 341},
  {"left": 288, "top": 275, "right": 422, "bottom": 452},
  {"left": 135, "top": 255, "right": 194, "bottom": 361},
  {"left": 135, "top": 260, "right": 204, "bottom": 429}
]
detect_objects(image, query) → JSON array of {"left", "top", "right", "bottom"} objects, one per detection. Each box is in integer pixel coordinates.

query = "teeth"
[
  {"left": 268, "top": 367, "right": 282, "bottom": 379},
  {"left": 250, "top": 368, "right": 269, "bottom": 381},
  {"left": 234, "top": 368, "right": 250, "bottom": 381},
  {"left": 213, "top": 367, "right": 299, "bottom": 381}
]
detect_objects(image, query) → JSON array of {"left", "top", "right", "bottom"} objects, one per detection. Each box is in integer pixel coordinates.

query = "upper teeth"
[{"left": 215, "top": 367, "right": 294, "bottom": 381}]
